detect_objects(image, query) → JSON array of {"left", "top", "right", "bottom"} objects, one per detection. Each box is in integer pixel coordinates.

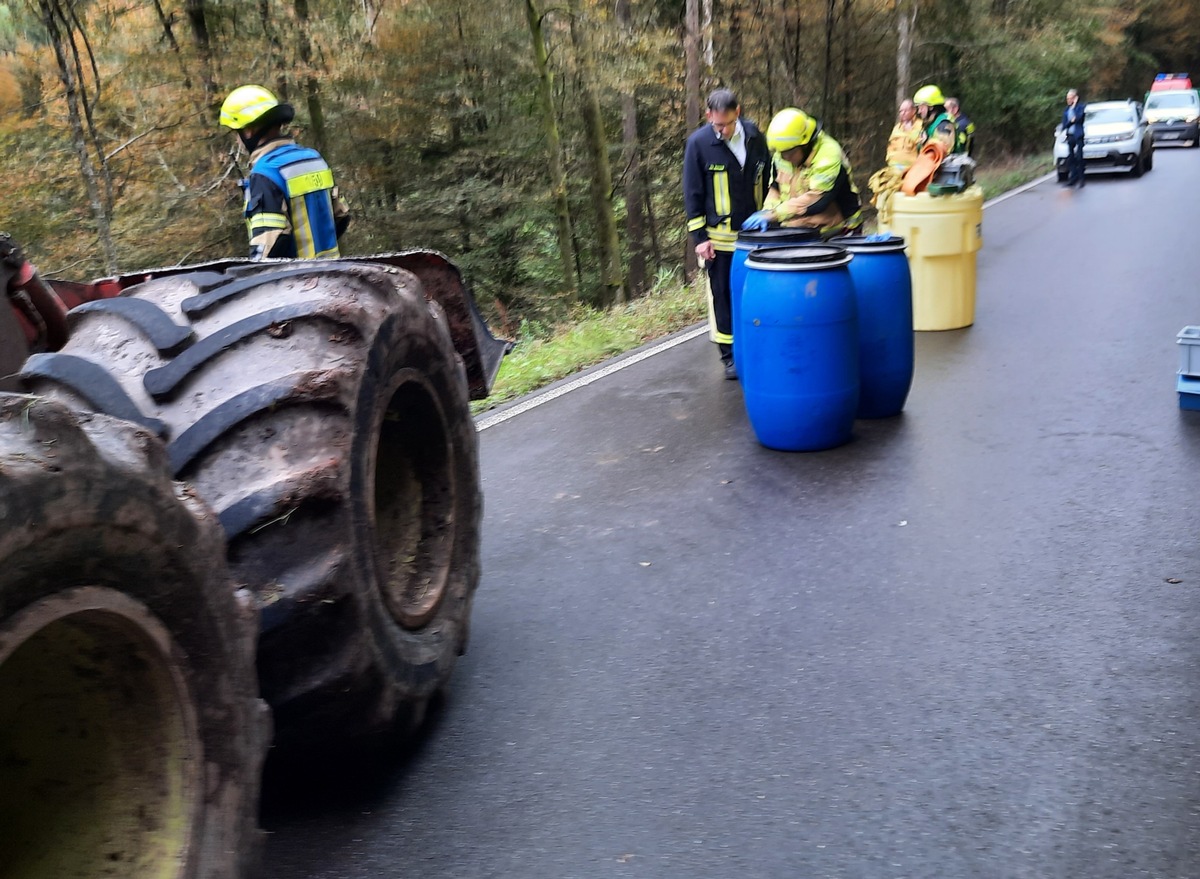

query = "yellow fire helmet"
[
  {"left": 219, "top": 85, "right": 281, "bottom": 130},
  {"left": 913, "top": 84, "right": 945, "bottom": 107},
  {"left": 766, "top": 108, "right": 819, "bottom": 152}
]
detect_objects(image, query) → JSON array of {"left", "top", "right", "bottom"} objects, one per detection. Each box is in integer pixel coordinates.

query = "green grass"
[
  {"left": 475, "top": 269, "right": 708, "bottom": 412},
  {"left": 974, "top": 153, "right": 1055, "bottom": 200},
  {"left": 476, "top": 154, "right": 1055, "bottom": 412}
]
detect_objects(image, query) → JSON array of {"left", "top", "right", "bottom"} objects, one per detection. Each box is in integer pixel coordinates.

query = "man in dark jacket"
[
  {"left": 945, "top": 97, "right": 976, "bottom": 156},
  {"left": 1062, "top": 89, "right": 1087, "bottom": 188},
  {"left": 683, "top": 88, "right": 772, "bottom": 379}
]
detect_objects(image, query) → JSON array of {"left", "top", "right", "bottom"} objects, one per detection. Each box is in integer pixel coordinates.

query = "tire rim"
[
  {"left": 373, "top": 369, "right": 456, "bottom": 630},
  {"left": 0, "top": 587, "right": 200, "bottom": 879}
]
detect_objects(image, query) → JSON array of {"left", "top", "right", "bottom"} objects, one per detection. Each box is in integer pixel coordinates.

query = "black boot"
[{"left": 719, "top": 343, "right": 737, "bottom": 380}]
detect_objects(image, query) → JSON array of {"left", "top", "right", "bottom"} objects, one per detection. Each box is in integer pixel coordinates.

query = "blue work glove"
[{"left": 741, "top": 211, "right": 772, "bottom": 232}]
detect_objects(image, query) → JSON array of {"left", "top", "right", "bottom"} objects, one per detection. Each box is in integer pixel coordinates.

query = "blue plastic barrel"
[
  {"left": 839, "top": 235, "right": 914, "bottom": 418},
  {"left": 731, "top": 228, "right": 820, "bottom": 364},
  {"left": 740, "top": 245, "right": 858, "bottom": 451}
]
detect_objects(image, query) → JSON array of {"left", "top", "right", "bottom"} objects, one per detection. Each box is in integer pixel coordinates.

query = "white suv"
[{"left": 1054, "top": 100, "right": 1154, "bottom": 180}]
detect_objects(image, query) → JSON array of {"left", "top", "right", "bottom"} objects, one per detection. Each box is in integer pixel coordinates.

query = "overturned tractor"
[{"left": 0, "top": 235, "right": 506, "bottom": 878}]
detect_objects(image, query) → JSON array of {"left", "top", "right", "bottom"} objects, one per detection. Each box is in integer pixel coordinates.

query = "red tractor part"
[
  {"left": 1, "top": 235, "right": 72, "bottom": 371},
  {"left": 40, "top": 252, "right": 506, "bottom": 400},
  {"left": 4, "top": 233, "right": 506, "bottom": 402}
]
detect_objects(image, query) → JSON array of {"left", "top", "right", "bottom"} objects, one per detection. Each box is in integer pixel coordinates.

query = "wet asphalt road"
[{"left": 263, "top": 152, "right": 1200, "bottom": 878}]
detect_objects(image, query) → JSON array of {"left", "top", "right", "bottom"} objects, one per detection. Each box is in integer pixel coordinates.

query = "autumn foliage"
[{"left": 0, "top": 0, "right": 1196, "bottom": 330}]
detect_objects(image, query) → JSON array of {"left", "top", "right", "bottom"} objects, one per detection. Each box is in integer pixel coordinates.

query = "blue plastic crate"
[
  {"left": 1178, "top": 326, "right": 1200, "bottom": 377},
  {"left": 1177, "top": 373, "right": 1200, "bottom": 410}
]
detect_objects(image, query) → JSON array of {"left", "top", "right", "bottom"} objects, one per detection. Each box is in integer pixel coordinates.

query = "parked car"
[
  {"left": 1054, "top": 99, "right": 1154, "bottom": 181},
  {"left": 1143, "top": 89, "right": 1200, "bottom": 146}
]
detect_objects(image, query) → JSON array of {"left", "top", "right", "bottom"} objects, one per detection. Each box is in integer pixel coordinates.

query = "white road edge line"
[
  {"left": 982, "top": 171, "right": 1055, "bottom": 209},
  {"left": 476, "top": 326, "right": 708, "bottom": 431},
  {"left": 477, "top": 171, "right": 1053, "bottom": 432}
]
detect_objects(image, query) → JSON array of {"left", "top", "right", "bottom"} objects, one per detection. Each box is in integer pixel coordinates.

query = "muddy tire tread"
[
  {"left": 23, "top": 261, "right": 481, "bottom": 751},
  {"left": 0, "top": 395, "right": 268, "bottom": 879}
]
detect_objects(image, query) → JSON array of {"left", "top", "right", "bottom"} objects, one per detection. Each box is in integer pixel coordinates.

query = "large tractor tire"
[
  {"left": 22, "top": 261, "right": 482, "bottom": 752},
  {"left": 0, "top": 396, "right": 267, "bottom": 879}
]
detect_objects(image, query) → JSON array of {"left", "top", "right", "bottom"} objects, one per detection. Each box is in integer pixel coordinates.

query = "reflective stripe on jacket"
[
  {"left": 954, "top": 113, "right": 976, "bottom": 155},
  {"left": 245, "top": 141, "right": 341, "bottom": 259},
  {"left": 764, "top": 131, "right": 863, "bottom": 236},
  {"left": 887, "top": 121, "right": 922, "bottom": 170},
  {"left": 683, "top": 119, "right": 772, "bottom": 252}
]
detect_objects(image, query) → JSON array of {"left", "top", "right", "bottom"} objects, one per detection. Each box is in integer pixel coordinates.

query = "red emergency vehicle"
[{"left": 1150, "top": 73, "right": 1193, "bottom": 91}]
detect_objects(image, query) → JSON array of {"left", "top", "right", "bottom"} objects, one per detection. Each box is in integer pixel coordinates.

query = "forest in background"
[{"left": 1, "top": 0, "right": 1198, "bottom": 334}]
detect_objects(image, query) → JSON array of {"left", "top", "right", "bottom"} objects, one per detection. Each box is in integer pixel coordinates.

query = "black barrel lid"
[
  {"left": 735, "top": 227, "right": 822, "bottom": 246},
  {"left": 744, "top": 244, "right": 852, "bottom": 269},
  {"left": 836, "top": 233, "right": 906, "bottom": 253}
]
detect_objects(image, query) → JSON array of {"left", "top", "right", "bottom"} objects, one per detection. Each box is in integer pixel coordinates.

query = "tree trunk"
[
  {"left": 153, "top": 0, "right": 208, "bottom": 108},
  {"left": 523, "top": 0, "right": 579, "bottom": 303},
  {"left": 619, "top": 85, "right": 647, "bottom": 299},
  {"left": 260, "top": 0, "right": 289, "bottom": 101},
  {"left": 728, "top": 3, "right": 743, "bottom": 90},
  {"left": 361, "top": 0, "right": 381, "bottom": 41},
  {"left": 294, "top": 0, "right": 327, "bottom": 155},
  {"left": 59, "top": 0, "right": 114, "bottom": 218},
  {"left": 683, "top": 0, "right": 700, "bottom": 280},
  {"left": 568, "top": 0, "right": 627, "bottom": 306},
  {"left": 841, "top": 0, "right": 851, "bottom": 130},
  {"left": 822, "top": 0, "right": 835, "bottom": 120},
  {"left": 184, "top": 0, "right": 215, "bottom": 103},
  {"left": 37, "top": 0, "right": 117, "bottom": 273},
  {"left": 152, "top": 0, "right": 180, "bottom": 52},
  {"left": 616, "top": 0, "right": 646, "bottom": 297},
  {"left": 896, "top": 0, "right": 916, "bottom": 107},
  {"left": 455, "top": 7, "right": 486, "bottom": 135},
  {"left": 702, "top": 0, "right": 713, "bottom": 72},
  {"left": 642, "top": 185, "right": 662, "bottom": 274},
  {"left": 785, "top": 6, "right": 803, "bottom": 105}
]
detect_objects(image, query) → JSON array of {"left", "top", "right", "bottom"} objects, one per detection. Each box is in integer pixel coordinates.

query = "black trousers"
[
  {"left": 1066, "top": 134, "right": 1085, "bottom": 183},
  {"left": 706, "top": 250, "right": 734, "bottom": 362}
]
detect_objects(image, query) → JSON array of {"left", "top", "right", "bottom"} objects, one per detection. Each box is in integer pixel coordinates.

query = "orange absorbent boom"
[{"left": 901, "top": 141, "right": 947, "bottom": 196}]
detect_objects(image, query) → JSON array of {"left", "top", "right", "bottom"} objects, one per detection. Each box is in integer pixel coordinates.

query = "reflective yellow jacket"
[{"left": 763, "top": 131, "right": 862, "bottom": 235}]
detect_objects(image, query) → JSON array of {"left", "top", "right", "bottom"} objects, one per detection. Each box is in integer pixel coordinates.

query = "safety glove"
[{"left": 741, "top": 210, "right": 773, "bottom": 232}]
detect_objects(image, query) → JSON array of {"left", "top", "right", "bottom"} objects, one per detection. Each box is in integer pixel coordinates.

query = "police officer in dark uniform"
[
  {"left": 683, "top": 88, "right": 772, "bottom": 379},
  {"left": 219, "top": 85, "right": 350, "bottom": 260}
]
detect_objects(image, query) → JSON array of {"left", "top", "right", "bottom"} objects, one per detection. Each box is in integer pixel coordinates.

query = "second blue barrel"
[
  {"left": 739, "top": 245, "right": 858, "bottom": 451},
  {"left": 731, "top": 228, "right": 820, "bottom": 364},
  {"left": 839, "top": 235, "right": 914, "bottom": 418}
]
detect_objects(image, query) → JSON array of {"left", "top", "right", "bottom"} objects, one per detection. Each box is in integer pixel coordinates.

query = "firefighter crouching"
[{"left": 742, "top": 108, "right": 863, "bottom": 237}]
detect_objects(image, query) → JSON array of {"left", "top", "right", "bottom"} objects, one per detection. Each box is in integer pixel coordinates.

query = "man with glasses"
[{"left": 683, "top": 88, "right": 772, "bottom": 380}]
